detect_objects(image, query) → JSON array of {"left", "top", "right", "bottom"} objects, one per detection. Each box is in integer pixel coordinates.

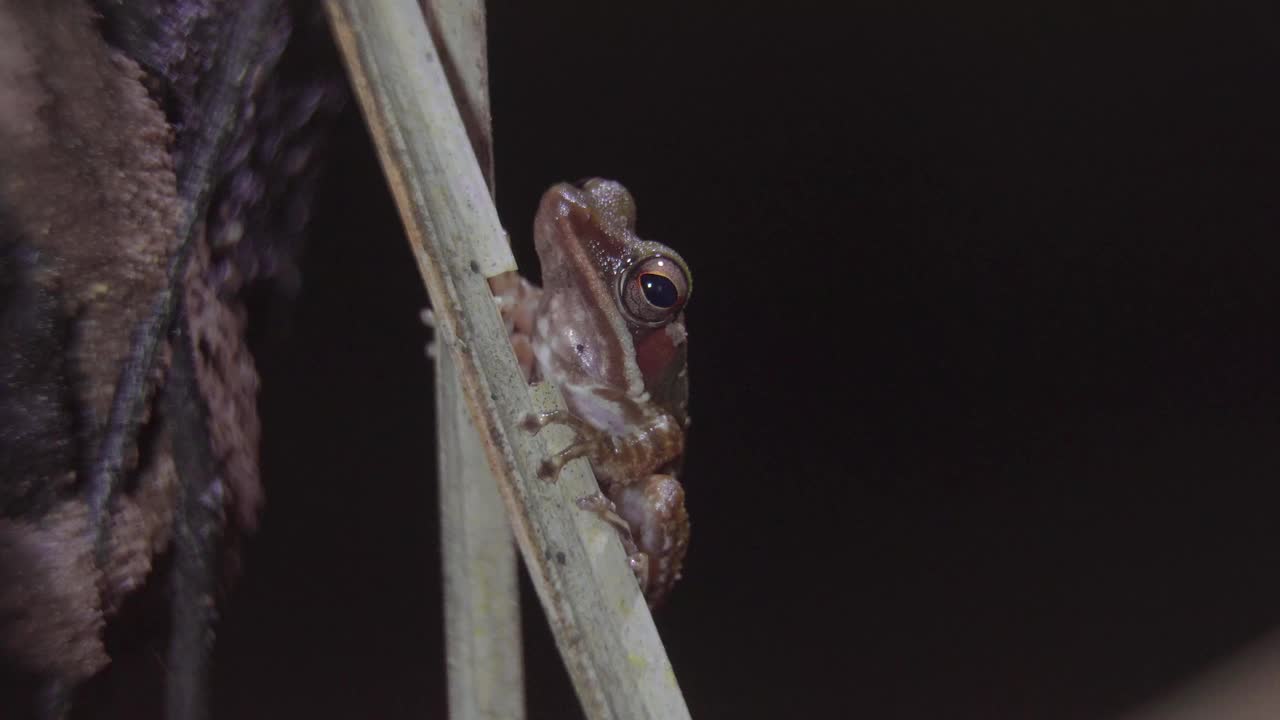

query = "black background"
[{"left": 155, "top": 2, "right": 1280, "bottom": 718}]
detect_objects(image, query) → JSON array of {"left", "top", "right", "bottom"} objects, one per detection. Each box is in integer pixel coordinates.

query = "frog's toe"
[
  {"left": 537, "top": 459, "right": 557, "bottom": 480},
  {"left": 421, "top": 307, "right": 440, "bottom": 358},
  {"left": 627, "top": 553, "right": 651, "bottom": 597},
  {"left": 533, "top": 438, "right": 593, "bottom": 482}
]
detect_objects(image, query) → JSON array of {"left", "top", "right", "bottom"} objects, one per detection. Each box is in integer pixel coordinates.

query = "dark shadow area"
[{"left": 211, "top": 108, "right": 442, "bottom": 719}]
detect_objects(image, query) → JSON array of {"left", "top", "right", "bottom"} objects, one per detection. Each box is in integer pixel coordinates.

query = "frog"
[{"left": 492, "top": 177, "right": 692, "bottom": 608}]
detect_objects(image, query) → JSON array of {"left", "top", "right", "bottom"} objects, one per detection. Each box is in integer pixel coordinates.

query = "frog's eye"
[{"left": 621, "top": 255, "right": 690, "bottom": 325}]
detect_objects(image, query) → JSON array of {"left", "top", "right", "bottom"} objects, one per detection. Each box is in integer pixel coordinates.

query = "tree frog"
[{"left": 494, "top": 178, "right": 692, "bottom": 607}]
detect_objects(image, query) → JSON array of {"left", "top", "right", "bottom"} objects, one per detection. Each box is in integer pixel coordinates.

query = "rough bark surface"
[
  {"left": 0, "top": 0, "right": 346, "bottom": 698},
  {"left": 0, "top": 0, "right": 182, "bottom": 681}
]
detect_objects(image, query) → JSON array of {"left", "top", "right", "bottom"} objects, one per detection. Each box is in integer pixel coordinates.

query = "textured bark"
[
  {"left": 0, "top": 0, "right": 182, "bottom": 682},
  {"left": 0, "top": 0, "right": 346, "bottom": 701},
  {"left": 101, "top": 0, "right": 347, "bottom": 533}
]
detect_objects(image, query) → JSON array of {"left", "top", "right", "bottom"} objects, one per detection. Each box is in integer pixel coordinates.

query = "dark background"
[{"left": 107, "top": 2, "right": 1280, "bottom": 718}]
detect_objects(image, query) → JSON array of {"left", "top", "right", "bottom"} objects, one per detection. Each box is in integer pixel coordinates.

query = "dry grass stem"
[{"left": 323, "top": 2, "right": 691, "bottom": 718}]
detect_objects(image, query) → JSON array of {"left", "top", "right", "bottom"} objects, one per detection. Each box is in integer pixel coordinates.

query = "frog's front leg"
[
  {"left": 523, "top": 386, "right": 685, "bottom": 484},
  {"left": 578, "top": 474, "right": 689, "bottom": 607},
  {"left": 519, "top": 408, "right": 603, "bottom": 480}
]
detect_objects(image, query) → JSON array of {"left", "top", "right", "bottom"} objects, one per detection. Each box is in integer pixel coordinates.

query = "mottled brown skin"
[{"left": 498, "top": 178, "right": 692, "bottom": 607}]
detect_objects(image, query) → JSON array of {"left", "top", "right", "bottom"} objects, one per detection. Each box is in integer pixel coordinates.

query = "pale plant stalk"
[
  {"left": 417, "top": 1, "right": 524, "bottom": 718},
  {"left": 323, "top": 2, "right": 692, "bottom": 718}
]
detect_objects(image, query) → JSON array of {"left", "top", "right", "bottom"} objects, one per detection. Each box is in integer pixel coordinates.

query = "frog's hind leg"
[
  {"left": 579, "top": 474, "right": 689, "bottom": 608},
  {"left": 576, "top": 491, "right": 651, "bottom": 598}
]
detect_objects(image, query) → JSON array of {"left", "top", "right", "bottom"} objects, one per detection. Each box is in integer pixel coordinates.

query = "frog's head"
[{"left": 532, "top": 179, "right": 691, "bottom": 424}]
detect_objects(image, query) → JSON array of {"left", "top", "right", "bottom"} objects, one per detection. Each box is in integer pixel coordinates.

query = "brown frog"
[{"left": 495, "top": 178, "right": 692, "bottom": 607}]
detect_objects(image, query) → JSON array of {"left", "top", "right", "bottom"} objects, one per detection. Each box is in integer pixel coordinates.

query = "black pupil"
[{"left": 640, "top": 273, "right": 679, "bottom": 308}]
